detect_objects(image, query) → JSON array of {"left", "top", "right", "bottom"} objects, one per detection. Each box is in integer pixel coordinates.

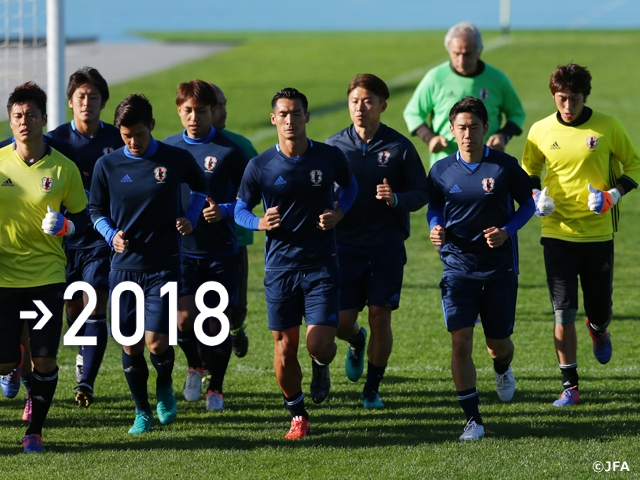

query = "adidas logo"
[
  {"left": 550, "top": 142, "right": 560, "bottom": 150},
  {"left": 449, "top": 184, "right": 462, "bottom": 193},
  {"left": 1, "top": 178, "right": 15, "bottom": 186},
  {"left": 327, "top": 313, "right": 337, "bottom": 322},
  {"left": 274, "top": 176, "right": 287, "bottom": 186},
  {"left": 120, "top": 174, "right": 133, "bottom": 183},
  {"left": 32, "top": 395, "right": 47, "bottom": 403},
  {"left": 390, "top": 293, "right": 400, "bottom": 302},
  {"left": 123, "top": 366, "right": 138, "bottom": 373},
  {"left": 602, "top": 262, "right": 611, "bottom": 272}
]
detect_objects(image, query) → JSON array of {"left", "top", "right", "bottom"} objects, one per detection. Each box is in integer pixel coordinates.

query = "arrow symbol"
[{"left": 20, "top": 300, "right": 52, "bottom": 330}]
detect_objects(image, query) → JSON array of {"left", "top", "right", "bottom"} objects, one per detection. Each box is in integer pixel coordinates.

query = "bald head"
[{"left": 210, "top": 83, "right": 228, "bottom": 130}]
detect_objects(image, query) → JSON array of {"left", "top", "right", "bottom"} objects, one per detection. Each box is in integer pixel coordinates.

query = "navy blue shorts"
[
  {"left": 179, "top": 254, "right": 239, "bottom": 308},
  {"left": 338, "top": 243, "right": 406, "bottom": 311},
  {"left": 109, "top": 269, "right": 180, "bottom": 336},
  {"left": 0, "top": 283, "right": 65, "bottom": 363},
  {"left": 66, "top": 246, "right": 111, "bottom": 300},
  {"left": 265, "top": 258, "right": 340, "bottom": 331},
  {"left": 440, "top": 275, "right": 517, "bottom": 339}
]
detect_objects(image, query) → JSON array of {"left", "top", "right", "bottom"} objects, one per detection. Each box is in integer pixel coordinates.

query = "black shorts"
[
  {"left": 0, "top": 283, "right": 65, "bottom": 363},
  {"left": 542, "top": 238, "right": 613, "bottom": 323}
]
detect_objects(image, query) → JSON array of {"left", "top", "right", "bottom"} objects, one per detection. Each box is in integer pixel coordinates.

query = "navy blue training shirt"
[
  {"left": 163, "top": 126, "right": 248, "bottom": 258},
  {"left": 426, "top": 147, "right": 534, "bottom": 279},
  {"left": 235, "top": 140, "right": 354, "bottom": 271},
  {"left": 326, "top": 123, "right": 429, "bottom": 247},
  {"left": 48, "top": 121, "right": 125, "bottom": 249},
  {"left": 89, "top": 139, "right": 207, "bottom": 272}
]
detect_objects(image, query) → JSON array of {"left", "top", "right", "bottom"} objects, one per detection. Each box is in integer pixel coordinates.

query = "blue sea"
[{"left": 2, "top": 0, "right": 638, "bottom": 43}]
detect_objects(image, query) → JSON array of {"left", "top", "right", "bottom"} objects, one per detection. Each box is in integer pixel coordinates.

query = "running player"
[
  {"left": 211, "top": 83, "right": 257, "bottom": 359},
  {"left": 48, "top": 66, "right": 124, "bottom": 407},
  {"left": 427, "top": 96, "right": 534, "bottom": 440},
  {"left": 89, "top": 94, "right": 207, "bottom": 434},
  {"left": 0, "top": 82, "right": 89, "bottom": 452},
  {"left": 163, "top": 79, "right": 248, "bottom": 410},
  {"left": 522, "top": 63, "right": 640, "bottom": 406},
  {"left": 235, "top": 88, "right": 357, "bottom": 439},
  {"left": 326, "top": 74, "right": 428, "bottom": 408}
]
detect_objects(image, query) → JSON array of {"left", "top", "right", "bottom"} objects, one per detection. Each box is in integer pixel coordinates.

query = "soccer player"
[
  {"left": 427, "top": 96, "right": 534, "bottom": 440},
  {"left": 89, "top": 94, "right": 208, "bottom": 434},
  {"left": 522, "top": 64, "right": 640, "bottom": 407},
  {"left": 235, "top": 87, "right": 357, "bottom": 439},
  {"left": 326, "top": 74, "right": 428, "bottom": 408},
  {"left": 403, "top": 22, "right": 525, "bottom": 167},
  {"left": 0, "top": 82, "right": 89, "bottom": 453},
  {"left": 48, "top": 66, "right": 125, "bottom": 407},
  {"left": 211, "top": 83, "right": 258, "bottom": 359},
  {"left": 163, "top": 80, "right": 248, "bottom": 409}
]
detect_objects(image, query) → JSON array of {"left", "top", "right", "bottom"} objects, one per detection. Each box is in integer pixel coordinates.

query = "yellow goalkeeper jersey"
[
  {"left": 522, "top": 110, "right": 640, "bottom": 242},
  {"left": 0, "top": 144, "right": 87, "bottom": 287}
]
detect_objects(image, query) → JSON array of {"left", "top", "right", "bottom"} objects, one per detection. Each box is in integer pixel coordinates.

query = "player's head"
[
  {"left": 7, "top": 81, "right": 47, "bottom": 117},
  {"left": 448, "top": 96, "right": 488, "bottom": 154},
  {"left": 7, "top": 82, "right": 47, "bottom": 143},
  {"left": 347, "top": 74, "right": 388, "bottom": 129},
  {"left": 549, "top": 63, "right": 591, "bottom": 123},
  {"left": 444, "top": 22, "right": 483, "bottom": 76},
  {"left": 271, "top": 87, "right": 308, "bottom": 113},
  {"left": 209, "top": 83, "right": 227, "bottom": 130},
  {"left": 176, "top": 79, "right": 216, "bottom": 139},
  {"left": 270, "top": 88, "right": 310, "bottom": 142},
  {"left": 114, "top": 94, "right": 155, "bottom": 157},
  {"left": 66, "top": 67, "right": 109, "bottom": 124}
]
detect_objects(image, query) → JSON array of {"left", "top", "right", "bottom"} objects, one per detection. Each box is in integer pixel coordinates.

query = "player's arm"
[
  {"left": 487, "top": 75, "right": 525, "bottom": 150},
  {"left": 208, "top": 147, "right": 250, "bottom": 222},
  {"left": 426, "top": 172, "right": 446, "bottom": 246},
  {"left": 383, "top": 145, "right": 429, "bottom": 211},
  {"left": 403, "top": 73, "right": 447, "bottom": 152},
  {"left": 498, "top": 164, "right": 536, "bottom": 244},
  {"left": 178, "top": 150, "right": 208, "bottom": 232},
  {"left": 89, "top": 159, "right": 121, "bottom": 248},
  {"left": 43, "top": 161, "right": 90, "bottom": 237}
]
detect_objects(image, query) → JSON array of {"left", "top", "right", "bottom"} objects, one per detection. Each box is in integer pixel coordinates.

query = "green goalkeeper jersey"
[{"left": 404, "top": 61, "right": 525, "bottom": 166}]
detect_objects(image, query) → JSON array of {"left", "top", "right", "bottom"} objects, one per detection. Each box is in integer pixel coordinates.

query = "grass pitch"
[{"left": 2, "top": 30, "right": 640, "bottom": 479}]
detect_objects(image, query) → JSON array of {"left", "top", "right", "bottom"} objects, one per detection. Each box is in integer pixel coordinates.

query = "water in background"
[{"left": 58, "top": 0, "right": 640, "bottom": 42}]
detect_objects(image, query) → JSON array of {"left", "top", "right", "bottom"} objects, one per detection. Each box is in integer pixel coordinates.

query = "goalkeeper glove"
[
  {"left": 587, "top": 184, "right": 620, "bottom": 214},
  {"left": 532, "top": 187, "right": 555, "bottom": 216},
  {"left": 41, "top": 206, "right": 75, "bottom": 236}
]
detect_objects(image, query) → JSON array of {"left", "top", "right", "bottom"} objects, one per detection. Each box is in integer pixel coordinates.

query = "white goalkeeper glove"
[
  {"left": 532, "top": 187, "right": 555, "bottom": 217},
  {"left": 41, "top": 206, "right": 75, "bottom": 236},
  {"left": 587, "top": 184, "right": 620, "bottom": 214}
]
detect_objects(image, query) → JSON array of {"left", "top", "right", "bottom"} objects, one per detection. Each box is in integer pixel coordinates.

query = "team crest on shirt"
[
  {"left": 102, "top": 147, "right": 115, "bottom": 155},
  {"left": 154, "top": 167, "right": 167, "bottom": 183},
  {"left": 310, "top": 170, "right": 323, "bottom": 185},
  {"left": 479, "top": 88, "right": 489, "bottom": 100},
  {"left": 204, "top": 156, "right": 217, "bottom": 171},
  {"left": 41, "top": 177, "right": 53, "bottom": 191},
  {"left": 586, "top": 136, "right": 598, "bottom": 149},
  {"left": 482, "top": 177, "right": 495, "bottom": 193},
  {"left": 378, "top": 151, "right": 391, "bottom": 166}
]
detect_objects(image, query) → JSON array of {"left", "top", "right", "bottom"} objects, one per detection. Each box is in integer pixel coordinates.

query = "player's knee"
[{"left": 554, "top": 309, "right": 577, "bottom": 325}]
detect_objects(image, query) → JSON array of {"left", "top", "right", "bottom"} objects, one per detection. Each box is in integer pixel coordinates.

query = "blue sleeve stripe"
[
  {"left": 337, "top": 174, "right": 358, "bottom": 214},
  {"left": 234, "top": 198, "right": 260, "bottom": 230}
]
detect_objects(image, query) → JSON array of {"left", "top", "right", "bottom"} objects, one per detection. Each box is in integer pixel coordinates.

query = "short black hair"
[
  {"left": 7, "top": 81, "right": 47, "bottom": 117},
  {"left": 114, "top": 94, "right": 153, "bottom": 128},
  {"left": 448, "top": 96, "right": 488, "bottom": 126},
  {"left": 271, "top": 87, "right": 308, "bottom": 113},
  {"left": 549, "top": 63, "right": 592, "bottom": 99},
  {"left": 67, "top": 66, "right": 110, "bottom": 103}
]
